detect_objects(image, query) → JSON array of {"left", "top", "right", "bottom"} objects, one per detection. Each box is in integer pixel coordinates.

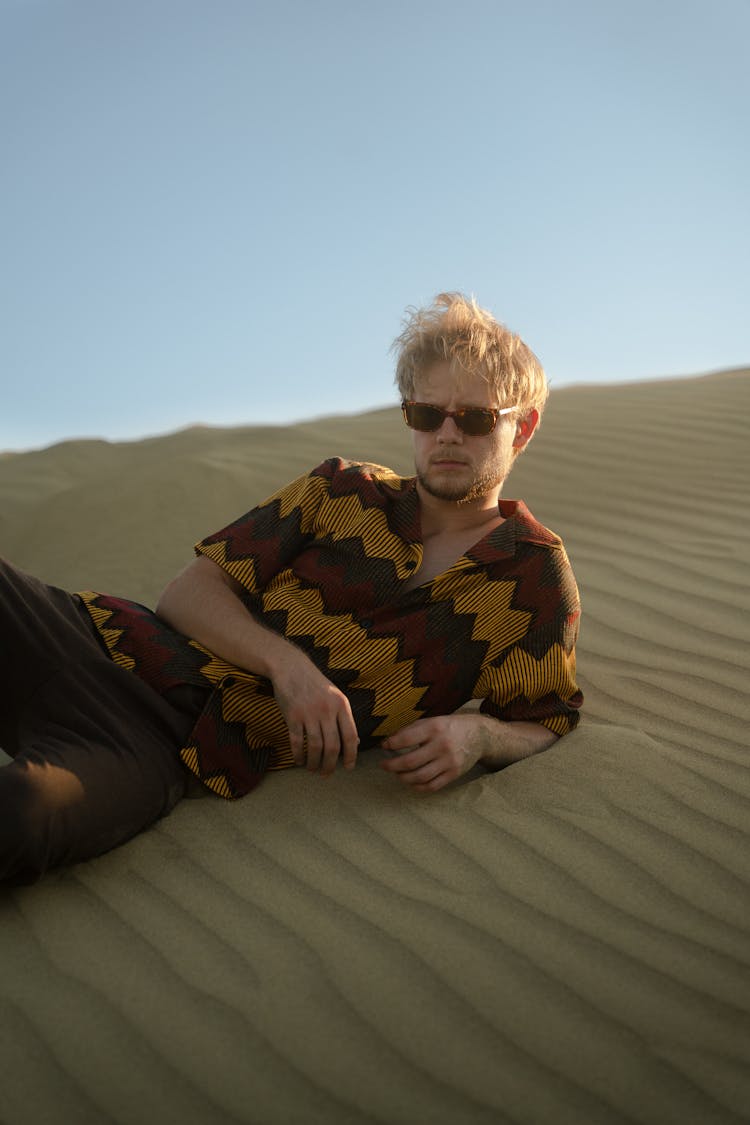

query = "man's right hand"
[
  {"left": 157, "top": 556, "right": 359, "bottom": 776},
  {"left": 272, "top": 652, "right": 359, "bottom": 777}
]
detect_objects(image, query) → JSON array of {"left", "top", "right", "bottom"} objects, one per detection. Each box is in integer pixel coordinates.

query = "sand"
[{"left": 1, "top": 369, "right": 749, "bottom": 1125}]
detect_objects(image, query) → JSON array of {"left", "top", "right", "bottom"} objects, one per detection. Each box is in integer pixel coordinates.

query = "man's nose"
[{"left": 436, "top": 414, "right": 463, "bottom": 441}]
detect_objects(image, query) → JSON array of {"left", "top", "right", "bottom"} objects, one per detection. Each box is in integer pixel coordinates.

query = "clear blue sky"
[{"left": 2, "top": 0, "right": 748, "bottom": 452}]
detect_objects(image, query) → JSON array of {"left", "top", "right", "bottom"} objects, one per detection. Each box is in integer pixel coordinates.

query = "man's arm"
[
  {"left": 379, "top": 712, "right": 558, "bottom": 794},
  {"left": 156, "top": 556, "right": 359, "bottom": 776}
]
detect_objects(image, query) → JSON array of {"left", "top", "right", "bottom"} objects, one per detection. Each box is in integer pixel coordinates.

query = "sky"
[{"left": 2, "top": 0, "right": 748, "bottom": 453}]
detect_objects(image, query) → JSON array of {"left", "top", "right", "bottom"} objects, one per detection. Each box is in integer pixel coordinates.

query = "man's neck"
[{"left": 416, "top": 483, "right": 504, "bottom": 538}]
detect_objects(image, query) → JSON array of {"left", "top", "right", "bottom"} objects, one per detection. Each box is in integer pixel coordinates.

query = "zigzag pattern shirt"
[{"left": 79, "top": 458, "right": 582, "bottom": 799}]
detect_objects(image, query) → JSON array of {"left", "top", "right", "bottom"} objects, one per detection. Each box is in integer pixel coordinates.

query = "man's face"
[{"left": 410, "top": 360, "right": 519, "bottom": 505}]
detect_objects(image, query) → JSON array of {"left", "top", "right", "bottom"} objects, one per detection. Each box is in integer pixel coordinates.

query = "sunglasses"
[{"left": 401, "top": 401, "right": 517, "bottom": 437}]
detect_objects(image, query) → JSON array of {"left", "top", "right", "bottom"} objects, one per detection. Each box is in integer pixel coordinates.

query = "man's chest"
[
  {"left": 400, "top": 522, "right": 505, "bottom": 594},
  {"left": 399, "top": 538, "right": 469, "bottom": 594},
  {"left": 273, "top": 524, "right": 508, "bottom": 610}
]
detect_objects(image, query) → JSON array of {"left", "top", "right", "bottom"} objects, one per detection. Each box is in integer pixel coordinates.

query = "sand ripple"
[{"left": 2, "top": 371, "right": 749, "bottom": 1124}]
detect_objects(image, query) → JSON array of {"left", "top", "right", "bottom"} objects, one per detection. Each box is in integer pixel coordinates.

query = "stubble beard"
[{"left": 417, "top": 451, "right": 511, "bottom": 505}]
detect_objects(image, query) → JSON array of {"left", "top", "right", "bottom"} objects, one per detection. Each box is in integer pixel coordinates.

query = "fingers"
[
  {"left": 382, "top": 720, "right": 427, "bottom": 754},
  {"left": 288, "top": 724, "right": 307, "bottom": 767},
  {"left": 380, "top": 738, "right": 463, "bottom": 794},
  {"left": 379, "top": 744, "right": 432, "bottom": 772},
  {"left": 407, "top": 772, "right": 452, "bottom": 794},
  {"left": 304, "top": 717, "right": 340, "bottom": 777},
  {"left": 276, "top": 665, "right": 359, "bottom": 777},
  {"left": 381, "top": 747, "right": 453, "bottom": 793},
  {"left": 291, "top": 711, "right": 359, "bottom": 777},
  {"left": 338, "top": 709, "right": 360, "bottom": 771}
]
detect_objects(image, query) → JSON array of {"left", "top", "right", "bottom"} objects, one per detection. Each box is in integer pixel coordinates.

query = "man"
[{"left": 0, "top": 293, "right": 582, "bottom": 884}]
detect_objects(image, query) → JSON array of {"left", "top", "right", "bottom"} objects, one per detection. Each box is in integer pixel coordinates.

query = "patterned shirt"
[{"left": 79, "top": 458, "right": 582, "bottom": 798}]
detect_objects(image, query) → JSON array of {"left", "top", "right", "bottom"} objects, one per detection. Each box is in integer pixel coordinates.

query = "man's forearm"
[
  {"left": 157, "top": 556, "right": 360, "bottom": 774},
  {"left": 380, "top": 710, "right": 560, "bottom": 793},
  {"left": 470, "top": 713, "right": 559, "bottom": 770},
  {"left": 156, "top": 555, "right": 300, "bottom": 680}
]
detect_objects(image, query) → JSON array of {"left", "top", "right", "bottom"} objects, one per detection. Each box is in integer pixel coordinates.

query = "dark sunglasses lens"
[
  {"left": 405, "top": 403, "right": 443, "bottom": 431},
  {"left": 457, "top": 409, "right": 495, "bottom": 436},
  {"left": 403, "top": 403, "right": 497, "bottom": 435}
]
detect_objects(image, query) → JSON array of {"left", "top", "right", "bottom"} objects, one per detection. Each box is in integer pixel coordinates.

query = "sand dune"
[{"left": 1, "top": 370, "right": 749, "bottom": 1124}]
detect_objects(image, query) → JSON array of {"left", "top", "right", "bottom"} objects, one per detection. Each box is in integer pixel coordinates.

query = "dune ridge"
[{"left": 1, "top": 369, "right": 748, "bottom": 1124}]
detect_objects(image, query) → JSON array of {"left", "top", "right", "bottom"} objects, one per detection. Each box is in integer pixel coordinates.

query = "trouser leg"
[{"left": 0, "top": 559, "right": 204, "bottom": 885}]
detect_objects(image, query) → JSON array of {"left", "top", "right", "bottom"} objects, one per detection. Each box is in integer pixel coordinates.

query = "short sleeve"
[
  {"left": 477, "top": 628, "right": 582, "bottom": 735},
  {"left": 476, "top": 546, "right": 583, "bottom": 736},
  {"left": 194, "top": 461, "right": 332, "bottom": 594}
]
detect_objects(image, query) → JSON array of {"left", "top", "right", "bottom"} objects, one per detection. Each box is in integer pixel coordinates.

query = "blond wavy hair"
[{"left": 393, "top": 292, "right": 549, "bottom": 420}]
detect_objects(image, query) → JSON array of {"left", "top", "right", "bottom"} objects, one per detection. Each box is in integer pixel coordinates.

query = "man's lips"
[{"left": 429, "top": 457, "right": 469, "bottom": 468}]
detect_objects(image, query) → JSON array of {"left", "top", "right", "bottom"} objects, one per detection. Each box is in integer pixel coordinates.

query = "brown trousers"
[{"left": 0, "top": 559, "right": 207, "bottom": 884}]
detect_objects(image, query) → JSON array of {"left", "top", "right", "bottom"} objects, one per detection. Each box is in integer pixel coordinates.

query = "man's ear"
[{"left": 512, "top": 408, "right": 539, "bottom": 453}]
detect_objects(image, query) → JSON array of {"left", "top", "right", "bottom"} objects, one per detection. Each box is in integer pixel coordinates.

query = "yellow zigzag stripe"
[
  {"left": 319, "top": 488, "right": 421, "bottom": 575},
  {"left": 76, "top": 592, "right": 135, "bottom": 672},
  {"left": 196, "top": 540, "right": 259, "bottom": 591},
  {"left": 79, "top": 596, "right": 291, "bottom": 779},
  {"left": 180, "top": 744, "right": 199, "bottom": 774},
  {"left": 430, "top": 570, "right": 531, "bottom": 664},
  {"left": 266, "top": 584, "right": 426, "bottom": 735},
  {"left": 196, "top": 462, "right": 332, "bottom": 586},
  {"left": 185, "top": 640, "right": 283, "bottom": 733},
  {"left": 198, "top": 466, "right": 420, "bottom": 592},
  {"left": 266, "top": 748, "right": 295, "bottom": 770},
  {"left": 180, "top": 743, "right": 234, "bottom": 799},
  {"left": 542, "top": 713, "right": 571, "bottom": 737},
  {"left": 187, "top": 642, "right": 236, "bottom": 684},
  {"left": 479, "top": 643, "right": 577, "bottom": 708},
  {"left": 273, "top": 467, "right": 329, "bottom": 522},
  {"left": 221, "top": 680, "right": 294, "bottom": 766},
  {"left": 187, "top": 642, "right": 294, "bottom": 769}
]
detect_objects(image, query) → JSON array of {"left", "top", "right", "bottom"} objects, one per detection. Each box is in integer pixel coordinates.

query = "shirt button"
[
  {"left": 404, "top": 560, "right": 417, "bottom": 570},
  {"left": 360, "top": 618, "right": 373, "bottom": 630}
]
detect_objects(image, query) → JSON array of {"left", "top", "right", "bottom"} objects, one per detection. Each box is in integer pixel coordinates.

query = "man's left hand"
[
  {"left": 380, "top": 712, "right": 559, "bottom": 793},
  {"left": 379, "top": 714, "right": 485, "bottom": 793}
]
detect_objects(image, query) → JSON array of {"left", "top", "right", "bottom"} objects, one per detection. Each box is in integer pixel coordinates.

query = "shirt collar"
[
  {"left": 388, "top": 478, "right": 560, "bottom": 559},
  {"left": 496, "top": 499, "right": 562, "bottom": 548}
]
